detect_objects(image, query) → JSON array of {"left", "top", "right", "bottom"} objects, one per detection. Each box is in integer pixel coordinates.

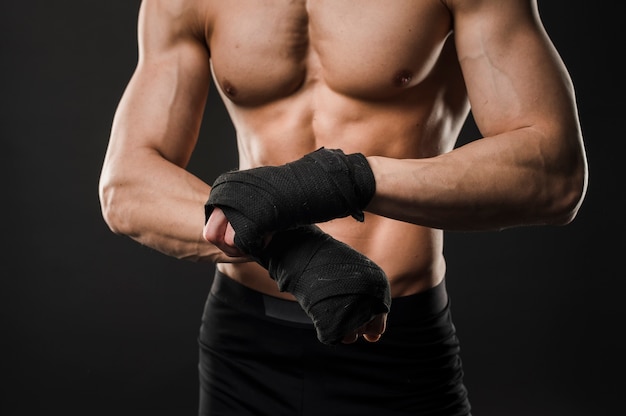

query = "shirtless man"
[{"left": 99, "top": 0, "right": 588, "bottom": 414}]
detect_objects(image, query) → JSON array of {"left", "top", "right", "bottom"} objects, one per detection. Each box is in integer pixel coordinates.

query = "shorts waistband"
[
  {"left": 210, "top": 270, "right": 448, "bottom": 325},
  {"left": 211, "top": 270, "right": 312, "bottom": 324}
]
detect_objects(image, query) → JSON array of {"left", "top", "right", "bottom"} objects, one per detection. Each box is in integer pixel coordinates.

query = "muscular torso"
[{"left": 201, "top": 0, "right": 470, "bottom": 298}]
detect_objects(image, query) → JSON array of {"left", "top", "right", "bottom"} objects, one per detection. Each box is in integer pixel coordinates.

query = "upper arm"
[
  {"left": 447, "top": 0, "right": 581, "bottom": 141},
  {"left": 108, "top": 0, "right": 211, "bottom": 168}
]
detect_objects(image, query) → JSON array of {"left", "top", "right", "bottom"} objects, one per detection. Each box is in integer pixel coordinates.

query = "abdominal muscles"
[{"left": 209, "top": 1, "right": 457, "bottom": 297}]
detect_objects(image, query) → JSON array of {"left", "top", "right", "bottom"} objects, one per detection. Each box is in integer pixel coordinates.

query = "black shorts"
[{"left": 198, "top": 270, "right": 471, "bottom": 416}]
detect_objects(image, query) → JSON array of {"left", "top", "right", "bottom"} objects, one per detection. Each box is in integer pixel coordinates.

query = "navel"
[{"left": 393, "top": 70, "right": 413, "bottom": 88}]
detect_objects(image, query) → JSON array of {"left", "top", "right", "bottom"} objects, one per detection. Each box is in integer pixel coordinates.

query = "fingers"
[
  {"left": 361, "top": 313, "right": 387, "bottom": 342},
  {"left": 341, "top": 332, "right": 360, "bottom": 344},
  {"left": 341, "top": 313, "right": 388, "bottom": 344},
  {"left": 203, "top": 207, "right": 246, "bottom": 258}
]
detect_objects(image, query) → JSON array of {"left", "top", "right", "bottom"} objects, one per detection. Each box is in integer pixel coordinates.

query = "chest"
[{"left": 207, "top": 0, "right": 452, "bottom": 104}]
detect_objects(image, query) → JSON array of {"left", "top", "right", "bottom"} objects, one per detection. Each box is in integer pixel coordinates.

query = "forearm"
[
  {"left": 99, "top": 150, "right": 221, "bottom": 263},
  {"left": 366, "top": 128, "right": 587, "bottom": 231}
]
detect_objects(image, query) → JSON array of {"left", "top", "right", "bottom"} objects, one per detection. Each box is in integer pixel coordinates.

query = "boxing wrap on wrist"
[
  {"left": 205, "top": 148, "right": 376, "bottom": 255},
  {"left": 257, "top": 225, "right": 391, "bottom": 345}
]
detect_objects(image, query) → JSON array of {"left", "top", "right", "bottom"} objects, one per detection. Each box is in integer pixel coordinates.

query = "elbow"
[
  {"left": 549, "top": 185, "right": 585, "bottom": 226},
  {"left": 98, "top": 176, "right": 134, "bottom": 236},
  {"left": 545, "top": 157, "right": 589, "bottom": 226}
]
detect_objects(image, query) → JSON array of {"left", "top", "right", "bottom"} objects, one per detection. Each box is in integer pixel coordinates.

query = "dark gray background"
[{"left": 2, "top": 1, "right": 622, "bottom": 415}]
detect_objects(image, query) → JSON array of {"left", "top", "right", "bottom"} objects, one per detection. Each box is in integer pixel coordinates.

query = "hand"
[
  {"left": 203, "top": 206, "right": 247, "bottom": 258},
  {"left": 205, "top": 148, "right": 376, "bottom": 256},
  {"left": 341, "top": 313, "right": 387, "bottom": 344},
  {"left": 259, "top": 225, "right": 392, "bottom": 345}
]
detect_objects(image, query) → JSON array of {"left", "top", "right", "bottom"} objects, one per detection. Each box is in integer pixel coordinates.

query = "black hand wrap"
[
  {"left": 257, "top": 225, "right": 391, "bottom": 345},
  {"left": 205, "top": 148, "right": 376, "bottom": 255}
]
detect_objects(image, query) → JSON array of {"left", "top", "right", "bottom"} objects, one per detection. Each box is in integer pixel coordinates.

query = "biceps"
[
  {"left": 453, "top": 2, "right": 576, "bottom": 137},
  {"left": 111, "top": 42, "right": 211, "bottom": 167}
]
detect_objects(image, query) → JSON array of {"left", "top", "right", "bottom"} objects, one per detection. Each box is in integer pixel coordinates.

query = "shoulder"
[
  {"left": 442, "top": 0, "right": 543, "bottom": 44},
  {"left": 442, "top": 0, "right": 538, "bottom": 21},
  {"left": 139, "top": 0, "right": 210, "bottom": 44}
]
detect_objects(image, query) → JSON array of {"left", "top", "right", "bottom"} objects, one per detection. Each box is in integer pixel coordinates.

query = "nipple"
[
  {"left": 393, "top": 70, "right": 413, "bottom": 88},
  {"left": 223, "top": 80, "right": 238, "bottom": 97}
]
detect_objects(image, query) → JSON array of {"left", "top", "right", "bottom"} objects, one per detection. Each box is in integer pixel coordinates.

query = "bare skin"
[{"left": 99, "top": 0, "right": 588, "bottom": 344}]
